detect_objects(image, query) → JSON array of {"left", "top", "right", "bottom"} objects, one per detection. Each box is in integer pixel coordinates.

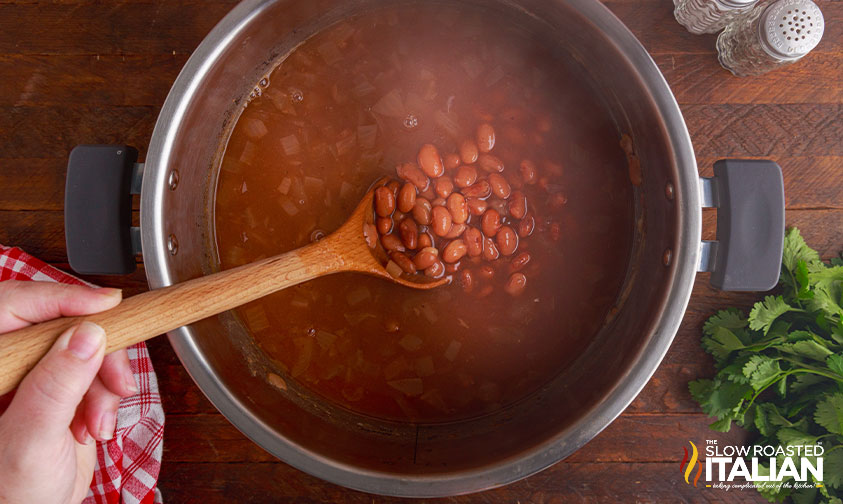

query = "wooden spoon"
[{"left": 0, "top": 182, "right": 447, "bottom": 395}]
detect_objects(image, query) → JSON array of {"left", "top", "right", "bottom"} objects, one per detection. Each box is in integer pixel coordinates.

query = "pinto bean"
[
  {"left": 413, "top": 247, "right": 440, "bottom": 269},
  {"left": 446, "top": 193, "right": 468, "bottom": 224},
  {"left": 391, "top": 251, "right": 417, "bottom": 274},
  {"left": 397, "top": 182, "right": 417, "bottom": 213},
  {"left": 435, "top": 176, "right": 454, "bottom": 198},
  {"left": 477, "top": 154, "right": 504, "bottom": 173},
  {"left": 425, "top": 260, "right": 446, "bottom": 278},
  {"left": 444, "top": 222, "right": 466, "bottom": 239},
  {"left": 376, "top": 216, "right": 393, "bottom": 235},
  {"left": 461, "top": 180, "right": 491, "bottom": 199},
  {"left": 488, "top": 173, "right": 511, "bottom": 199},
  {"left": 374, "top": 186, "right": 395, "bottom": 217},
  {"left": 549, "top": 192, "right": 568, "bottom": 208},
  {"left": 476, "top": 123, "right": 496, "bottom": 153},
  {"left": 444, "top": 261, "right": 462, "bottom": 273},
  {"left": 487, "top": 198, "right": 508, "bottom": 217},
  {"left": 443, "top": 153, "right": 461, "bottom": 171},
  {"left": 431, "top": 197, "right": 446, "bottom": 207},
  {"left": 443, "top": 240, "right": 467, "bottom": 263},
  {"left": 431, "top": 206, "right": 453, "bottom": 237},
  {"left": 519, "top": 159, "right": 538, "bottom": 185},
  {"left": 457, "top": 269, "right": 474, "bottom": 292},
  {"left": 381, "top": 233, "right": 406, "bottom": 253},
  {"left": 517, "top": 213, "right": 535, "bottom": 238},
  {"left": 459, "top": 139, "right": 479, "bottom": 164},
  {"left": 454, "top": 165, "right": 478, "bottom": 188},
  {"left": 396, "top": 162, "right": 430, "bottom": 190},
  {"left": 481, "top": 209, "right": 502, "bottom": 237},
  {"left": 504, "top": 272, "right": 527, "bottom": 296},
  {"left": 509, "top": 251, "right": 531, "bottom": 272},
  {"left": 398, "top": 218, "right": 419, "bottom": 249},
  {"left": 508, "top": 191, "right": 527, "bottom": 219},
  {"left": 412, "top": 198, "right": 432, "bottom": 226},
  {"left": 496, "top": 226, "right": 518, "bottom": 256},
  {"left": 464, "top": 227, "right": 483, "bottom": 257},
  {"left": 466, "top": 197, "right": 488, "bottom": 216},
  {"left": 418, "top": 143, "right": 445, "bottom": 178},
  {"left": 483, "top": 237, "right": 500, "bottom": 261},
  {"left": 418, "top": 231, "right": 433, "bottom": 249},
  {"left": 478, "top": 264, "right": 495, "bottom": 279}
]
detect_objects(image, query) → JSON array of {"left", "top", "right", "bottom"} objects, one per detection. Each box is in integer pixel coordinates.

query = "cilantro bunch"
[{"left": 689, "top": 228, "right": 843, "bottom": 503}]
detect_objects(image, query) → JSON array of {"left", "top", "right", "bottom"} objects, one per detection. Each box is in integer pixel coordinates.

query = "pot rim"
[{"left": 140, "top": 0, "right": 701, "bottom": 496}]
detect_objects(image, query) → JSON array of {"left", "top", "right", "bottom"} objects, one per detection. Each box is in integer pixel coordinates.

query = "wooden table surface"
[{"left": 1, "top": 0, "right": 840, "bottom": 502}]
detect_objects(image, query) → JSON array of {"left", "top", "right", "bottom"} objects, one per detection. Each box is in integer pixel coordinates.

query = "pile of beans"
[{"left": 372, "top": 123, "right": 542, "bottom": 296}]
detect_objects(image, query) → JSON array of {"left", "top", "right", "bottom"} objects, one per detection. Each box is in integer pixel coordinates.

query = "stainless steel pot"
[{"left": 64, "top": 0, "right": 785, "bottom": 496}]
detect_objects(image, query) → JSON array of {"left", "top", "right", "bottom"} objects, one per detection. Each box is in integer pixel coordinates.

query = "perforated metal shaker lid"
[{"left": 760, "top": 0, "right": 824, "bottom": 59}]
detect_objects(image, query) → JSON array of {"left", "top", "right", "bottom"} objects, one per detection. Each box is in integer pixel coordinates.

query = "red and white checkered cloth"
[{"left": 0, "top": 245, "right": 165, "bottom": 504}]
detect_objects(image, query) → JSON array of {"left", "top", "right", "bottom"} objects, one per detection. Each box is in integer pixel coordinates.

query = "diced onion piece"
[
  {"left": 243, "top": 118, "right": 268, "bottom": 139},
  {"left": 304, "top": 176, "right": 325, "bottom": 196},
  {"left": 239, "top": 141, "right": 257, "bottom": 165},
  {"left": 388, "top": 378, "right": 424, "bottom": 397},
  {"left": 444, "top": 340, "right": 462, "bottom": 362},
  {"left": 280, "top": 197, "right": 299, "bottom": 216},
  {"left": 280, "top": 134, "right": 301, "bottom": 156},
  {"left": 420, "top": 389, "right": 449, "bottom": 412},
  {"left": 357, "top": 124, "right": 378, "bottom": 150},
  {"left": 373, "top": 88, "right": 405, "bottom": 118},
  {"left": 335, "top": 132, "right": 357, "bottom": 157},
  {"left": 434, "top": 110, "right": 460, "bottom": 139},
  {"left": 351, "top": 76, "right": 376, "bottom": 98},
  {"left": 291, "top": 337, "right": 314, "bottom": 377},
  {"left": 384, "top": 356, "right": 410, "bottom": 380},
  {"left": 385, "top": 260, "right": 403, "bottom": 278},
  {"left": 318, "top": 41, "right": 343, "bottom": 65},
  {"left": 485, "top": 66, "right": 505, "bottom": 87},
  {"left": 461, "top": 55, "right": 484, "bottom": 79},
  {"left": 415, "top": 356, "right": 435, "bottom": 377},
  {"left": 421, "top": 304, "right": 438, "bottom": 323},
  {"left": 398, "top": 334, "right": 423, "bottom": 352},
  {"left": 346, "top": 286, "right": 371, "bottom": 306},
  {"left": 315, "top": 330, "right": 337, "bottom": 350},
  {"left": 243, "top": 305, "right": 270, "bottom": 332},
  {"left": 340, "top": 181, "right": 355, "bottom": 201},
  {"left": 290, "top": 295, "right": 309, "bottom": 309},
  {"left": 343, "top": 311, "right": 376, "bottom": 325},
  {"left": 277, "top": 177, "right": 292, "bottom": 195}
]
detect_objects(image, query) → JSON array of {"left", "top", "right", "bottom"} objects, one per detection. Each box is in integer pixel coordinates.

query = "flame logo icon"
[{"left": 680, "top": 441, "right": 702, "bottom": 487}]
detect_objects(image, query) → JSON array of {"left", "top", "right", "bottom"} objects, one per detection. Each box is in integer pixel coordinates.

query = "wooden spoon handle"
[{"left": 0, "top": 239, "right": 344, "bottom": 395}]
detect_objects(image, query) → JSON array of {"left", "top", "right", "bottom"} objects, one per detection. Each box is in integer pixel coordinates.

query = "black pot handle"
[
  {"left": 698, "top": 159, "right": 785, "bottom": 291},
  {"left": 65, "top": 145, "right": 143, "bottom": 275}
]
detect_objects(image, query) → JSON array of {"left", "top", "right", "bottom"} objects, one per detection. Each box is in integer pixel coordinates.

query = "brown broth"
[{"left": 213, "top": 4, "right": 634, "bottom": 422}]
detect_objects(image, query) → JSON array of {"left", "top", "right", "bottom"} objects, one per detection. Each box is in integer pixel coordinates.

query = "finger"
[
  {"left": 0, "top": 280, "right": 121, "bottom": 332},
  {"left": 82, "top": 376, "right": 121, "bottom": 442},
  {"left": 3, "top": 322, "right": 106, "bottom": 440},
  {"left": 70, "top": 402, "right": 94, "bottom": 445},
  {"left": 0, "top": 390, "right": 13, "bottom": 414},
  {"left": 98, "top": 348, "right": 138, "bottom": 397}
]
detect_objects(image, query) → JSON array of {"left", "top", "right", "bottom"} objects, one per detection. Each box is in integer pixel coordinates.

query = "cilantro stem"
[{"left": 741, "top": 368, "right": 843, "bottom": 416}]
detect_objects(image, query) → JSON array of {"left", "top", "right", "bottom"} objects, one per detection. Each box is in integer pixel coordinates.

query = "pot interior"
[{"left": 148, "top": 0, "right": 682, "bottom": 494}]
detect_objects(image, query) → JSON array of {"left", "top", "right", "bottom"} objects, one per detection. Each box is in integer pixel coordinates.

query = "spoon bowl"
[{"left": 0, "top": 182, "right": 448, "bottom": 395}]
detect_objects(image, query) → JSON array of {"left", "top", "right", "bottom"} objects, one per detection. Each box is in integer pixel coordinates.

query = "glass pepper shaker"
[
  {"left": 674, "top": 0, "right": 759, "bottom": 35},
  {"left": 716, "top": 0, "right": 825, "bottom": 76}
]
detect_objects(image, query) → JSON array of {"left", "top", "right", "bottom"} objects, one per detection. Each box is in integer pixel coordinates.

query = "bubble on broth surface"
[{"left": 403, "top": 113, "right": 419, "bottom": 130}]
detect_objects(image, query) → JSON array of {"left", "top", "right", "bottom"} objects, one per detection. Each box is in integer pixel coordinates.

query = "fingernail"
[
  {"left": 99, "top": 411, "right": 116, "bottom": 441},
  {"left": 125, "top": 370, "right": 139, "bottom": 395},
  {"left": 84, "top": 430, "right": 96, "bottom": 445},
  {"left": 95, "top": 287, "right": 123, "bottom": 299},
  {"left": 67, "top": 322, "right": 105, "bottom": 360}
]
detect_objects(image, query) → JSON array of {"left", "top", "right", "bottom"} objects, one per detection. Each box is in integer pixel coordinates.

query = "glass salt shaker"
[
  {"left": 717, "top": 0, "right": 824, "bottom": 76},
  {"left": 674, "top": 0, "right": 759, "bottom": 35}
]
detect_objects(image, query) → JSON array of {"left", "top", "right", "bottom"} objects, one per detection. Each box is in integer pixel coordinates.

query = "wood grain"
[
  {"left": 0, "top": 0, "right": 839, "bottom": 500},
  {"left": 156, "top": 461, "right": 767, "bottom": 503}
]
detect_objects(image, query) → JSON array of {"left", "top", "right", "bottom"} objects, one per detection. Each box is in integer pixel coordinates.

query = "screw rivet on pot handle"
[
  {"left": 65, "top": 145, "right": 143, "bottom": 275},
  {"left": 698, "top": 159, "right": 785, "bottom": 291}
]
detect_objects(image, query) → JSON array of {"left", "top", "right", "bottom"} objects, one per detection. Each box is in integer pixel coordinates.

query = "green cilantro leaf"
[
  {"left": 743, "top": 354, "right": 782, "bottom": 390},
  {"left": 828, "top": 354, "right": 843, "bottom": 378},
  {"left": 814, "top": 393, "right": 843, "bottom": 435},
  {"left": 749, "top": 296, "right": 795, "bottom": 335},
  {"left": 782, "top": 227, "right": 820, "bottom": 274},
  {"left": 778, "top": 340, "right": 834, "bottom": 363},
  {"left": 825, "top": 448, "right": 843, "bottom": 489}
]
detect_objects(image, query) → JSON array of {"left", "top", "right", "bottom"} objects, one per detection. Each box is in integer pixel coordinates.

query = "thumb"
[{"left": 3, "top": 322, "right": 106, "bottom": 440}]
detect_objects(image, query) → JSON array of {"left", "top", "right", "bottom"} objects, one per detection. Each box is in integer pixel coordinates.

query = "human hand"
[{"left": 0, "top": 280, "right": 136, "bottom": 504}]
